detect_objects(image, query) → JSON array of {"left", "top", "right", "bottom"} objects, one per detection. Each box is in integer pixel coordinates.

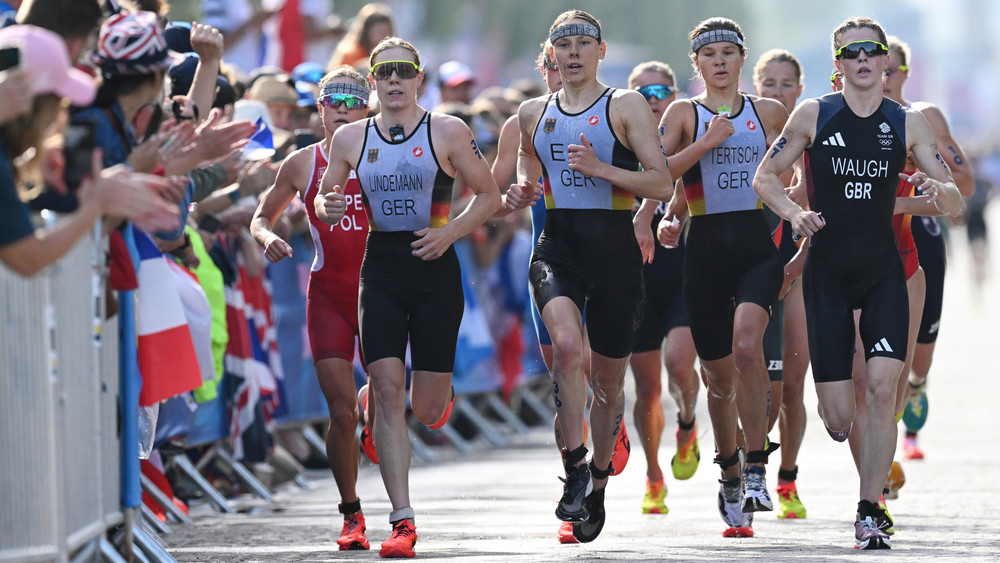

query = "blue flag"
[{"left": 243, "top": 117, "right": 276, "bottom": 161}]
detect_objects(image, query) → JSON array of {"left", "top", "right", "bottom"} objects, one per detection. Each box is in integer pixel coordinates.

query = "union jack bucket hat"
[{"left": 89, "top": 11, "right": 184, "bottom": 76}]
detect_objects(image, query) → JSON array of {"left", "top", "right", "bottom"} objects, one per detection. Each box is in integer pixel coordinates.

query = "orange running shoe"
[
  {"left": 428, "top": 386, "right": 455, "bottom": 430},
  {"left": 379, "top": 519, "right": 417, "bottom": 558},
  {"left": 358, "top": 386, "right": 379, "bottom": 464},
  {"left": 337, "top": 511, "right": 370, "bottom": 551},
  {"left": 609, "top": 419, "right": 630, "bottom": 476},
  {"left": 557, "top": 521, "right": 578, "bottom": 544}
]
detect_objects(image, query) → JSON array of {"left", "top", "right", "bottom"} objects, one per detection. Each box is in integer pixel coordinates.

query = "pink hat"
[
  {"left": 0, "top": 25, "right": 96, "bottom": 106},
  {"left": 89, "top": 11, "right": 184, "bottom": 76}
]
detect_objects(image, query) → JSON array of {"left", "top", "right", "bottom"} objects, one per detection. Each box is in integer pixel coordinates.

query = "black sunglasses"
[{"left": 835, "top": 40, "right": 888, "bottom": 60}]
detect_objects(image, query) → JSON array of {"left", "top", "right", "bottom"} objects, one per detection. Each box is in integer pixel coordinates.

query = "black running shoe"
[
  {"left": 555, "top": 463, "right": 592, "bottom": 522},
  {"left": 572, "top": 487, "right": 606, "bottom": 543}
]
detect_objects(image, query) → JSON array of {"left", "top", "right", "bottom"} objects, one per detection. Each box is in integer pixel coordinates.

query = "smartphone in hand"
[{"left": 64, "top": 120, "right": 96, "bottom": 192}]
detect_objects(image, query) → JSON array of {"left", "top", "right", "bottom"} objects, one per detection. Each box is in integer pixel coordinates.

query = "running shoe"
[
  {"left": 902, "top": 435, "right": 924, "bottom": 460},
  {"left": 557, "top": 521, "right": 578, "bottom": 544},
  {"left": 742, "top": 466, "right": 773, "bottom": 512},
  {"left": 556, "top": 462, "right": 592, "bottom": 522},
  {"left": 884, "top": 460, "right": 905, "bottom": 499},
  {"left": 358, "top": 387, "right": 379, "bottom": 464},
  {"left": 640, "top": 478, "right": 668, "bottom": 514},
  {"left": 428, "top": 386, "right": 455, "bottom": 430},
  {"left": 718, "top": 476, "right": 747, "bottom": 529},
  {"left": 877, "top": 496, "right": 895, "bottom": 535},
  {"left": 775, "top": 482, "right": 806, "bottom": 519},
  {"left": 379, "top": 519, "right": 417, "bottom": 558},
  {"left": 337, "top": 511, "right": 370, "bottom": 551},
  {"left": 902, "top": 383, "right": 928, "bottom": 432},
  {"left": 610, "top": 419, "right": 630, "bottom": 476},
  {"left": 855, "top": 515, "right": 891, "bottom": 550},
  {"left": 671, "top": 422, "right": 700, "bottom": 480},
  {"left": 572, "top": 487, "right": 606, "bottom": 543}
]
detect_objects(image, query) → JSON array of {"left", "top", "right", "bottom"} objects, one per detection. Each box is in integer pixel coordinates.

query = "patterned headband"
[
  {"left": 320, "top": 81, "right": 370, "bottom": 100},
  {"left": 691, "top": 29, "right": 744, "bottom": 53},
  {"left": 549, "top": 23, "right": 601, "bottom": 44}
]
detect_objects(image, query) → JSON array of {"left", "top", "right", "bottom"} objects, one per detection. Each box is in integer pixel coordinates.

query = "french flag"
[
  {"left": 133, "top": 230, "right": 203, "bottom": 407},
  {"left": 243, "top": 117, "right": 276, "bottom": 161}
]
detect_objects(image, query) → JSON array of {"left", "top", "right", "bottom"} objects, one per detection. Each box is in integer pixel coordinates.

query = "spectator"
[
  {"left": 0, "top": 25, "right": 178, "bottom": 276},
  {"left": 247, "top": 75, "right": 297, "bottom": 132},
  {"left": 437, "top": 60, "right": 475, "bottom": 104},
  {"left": 327, "top": 2, "right": 393, "bottom": 71},
  {"left": 16, "top": 0, "right": 103, "bottom": 61}
]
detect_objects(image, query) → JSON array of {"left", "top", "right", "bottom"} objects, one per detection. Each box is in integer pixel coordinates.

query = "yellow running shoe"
[
  {"left": 640, "top": 478, "right": 668, "bottom": 514},
  {"left": 671, "top": 422, "right": 700, "bottom": 480},
  {"left": 775, "top": 482, "right": 807, "bottom": 519}
]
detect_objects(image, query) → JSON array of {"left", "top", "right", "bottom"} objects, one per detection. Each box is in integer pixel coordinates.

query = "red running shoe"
[
  {"left": 379, "top": 519, "right": 417, "bottom": 558},
  {"left": 557, "top": 521, "right": 578, "bottom": 544},
  {"left": 428, "top": 386, "right": 455, "bottom": 430},
  {"left": 358, "top": 386, "right": 378, "bottom": 464},
  {"left": 610, "top": 419, "right": 630, "bottom": 476},
  {"left": 337, "top": 511, "right": 370, "bottom": 551}
]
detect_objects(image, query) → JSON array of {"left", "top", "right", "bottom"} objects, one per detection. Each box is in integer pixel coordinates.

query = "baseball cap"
[
  {"left": 163, "top": 21, "right": 193, "bottom": 54},
  {"left": 438, "top": 60, "right": 474, "bottom": 88},
  {"left": 0, "top": 25, "right": 96, "bottom": 106},
  {"left": 292, "top": 62, "right": 324, "bottom": 85},
  {"left": 89, "top": 11, "right": 184, "bottom": 76},
  {"left": 167, "top": 53, "right": 232, "bottom": 101},
  {"left": 248, "top": 76, "right": 298, "bottom": 106}
]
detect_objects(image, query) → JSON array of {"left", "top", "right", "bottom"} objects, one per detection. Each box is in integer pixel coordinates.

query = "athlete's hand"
[
  {"left": 633, "top": 217, "right": 655, "bottom": 263},
  {"left": 899, "top": 170, "right": 938, "bottom": 202},
  {"left": 790, "top": 209, "right": 825, "bottom": 239},
  {"left": 567, "top": 134, "right": 603, "bottom": 178},
  {"left": 656, "top": 214, "right": 682, "bottom": 248},
  {"left": 504, "top": 181, "right": 538, "bottom": 210},
  {"left": 701, "top": 113, "right": 735, "bottom": 148},
  {"left": 411, "top": 227, "right": 453, "bottom": 261},
  {"left": 263, "top": 237, "right": 293, "bottom": 263},
  {"left": 315, "top": 183, "right": 346, "bottom": 225}
]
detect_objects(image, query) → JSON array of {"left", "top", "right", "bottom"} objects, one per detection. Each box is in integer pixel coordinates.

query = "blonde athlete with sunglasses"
[
  {"left": 753, "top": 17, "right": 962, "bottom": 549},
  {"left": 505, "top": 9, "right": 672, "bottom": 544},
  {"left": 251, "top": 66, "right": 373, "bottom": 551},
  {"left": 627, "top": 61, "right": 703, "bottom": 515},
  {"left": 315, "top": 37, "right": 501, "bottom": 558}
]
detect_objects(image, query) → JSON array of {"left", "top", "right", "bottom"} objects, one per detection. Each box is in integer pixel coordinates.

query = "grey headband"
[
  {"left": 549, "top": 23, "right": 601, "bottom": 44},
  {"left": 691, "top": 29, "right": 744, "bottom": 53},
  {"left": 320, "top": 81, "right": 371, "bottom": 101}
]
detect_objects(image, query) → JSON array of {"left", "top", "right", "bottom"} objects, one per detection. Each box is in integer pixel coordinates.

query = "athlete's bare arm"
[
  {"left": 570, "top": 88, "right": 670, "bottom": 201},
  {"left": 251, "top": 146, "right": 311, "bottom": 262},
  {"left": 508, "top": 97, "right": 547, "bottom": 210},
  {"left": 913, "top": 102, "right": 974, "bottom": 197},
  {"left": 412, "top": 113, "right": 501, "bottom": 260},
  {"left": 316, "top": 122, "right": 364, "bottom": 225},
  {"left": 491, "top": 114, "right": 539, "bottom": 216},
  {"left": 659, "top": 98, "right": 733, "bottom": 178},
  {"left": 753, "top": 99, "right": 825, "bottom": 237},
  {"left": 902, "top": 109, "right": 963, "bottom": 217}
]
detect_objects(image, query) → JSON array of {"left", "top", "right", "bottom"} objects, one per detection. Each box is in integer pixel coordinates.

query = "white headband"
[
  {"left": 320, "top": 81, "right": 371, "bottom": 101},
  {"left": 549, "top": 23, "right": 601, "bottom": 44},
  {"left": 691, "top": 29, "right": 744, "bottom": 53}
]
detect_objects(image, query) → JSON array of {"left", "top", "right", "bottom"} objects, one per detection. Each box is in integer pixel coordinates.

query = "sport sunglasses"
[
  {"left": 319, "top": 94, "right": 368, "bottom": 110},
  {"left": 370, "top": 60, "right": 421, "bottom": 80},
  {"left": 636, "top": 84, "right": 676, "bottom": 101},
  {"left": 835, "top": 40, "right": 889, "bottom": 60}
]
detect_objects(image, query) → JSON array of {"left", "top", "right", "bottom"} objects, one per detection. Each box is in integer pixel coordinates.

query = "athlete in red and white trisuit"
[{"left": 250, "top": 67, "right": 372, "bottom": 552}]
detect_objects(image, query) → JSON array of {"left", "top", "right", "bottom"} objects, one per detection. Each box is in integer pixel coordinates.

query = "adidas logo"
[
  {"left": 822, "top": 132, "right": 847, "bottom": 147},
  {"left": 870, "top": 338, "right": 894, "bottom": 354}
]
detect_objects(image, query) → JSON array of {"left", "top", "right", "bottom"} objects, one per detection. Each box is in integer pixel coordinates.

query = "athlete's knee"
[
  {"left": 550, "top": 332, "right": 583, "bottom": 372},
  {"left": 410, "top": 397, "right": 443, "bottom": 426},
  {"left": 663, "top": 350, "right": 696, "bottom": 381},
  {"left": 329, "top": 400, "right": 360, "bottom": 433}
]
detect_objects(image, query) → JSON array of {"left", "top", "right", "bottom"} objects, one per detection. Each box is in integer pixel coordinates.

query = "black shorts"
[
  {"left": 803, "top": 249, "right": 909, "bottom": 383},
  {"left": 531, "top": 209, "right": 644, "bottom": 359},
  {"left": 763, "top": 299, "right": 784, "bottom": 382},
  {"left": 359, "top": 231, "right": 464, "bottom": 373},
  {"left": 633, "top": 235, "right": 689, "bottom": 353},
  {"left": 911, "top": 216, "right": 946, "bottom": 344},
  {"left": 682, "top": 210, "right": 782, "bottom": 362}
]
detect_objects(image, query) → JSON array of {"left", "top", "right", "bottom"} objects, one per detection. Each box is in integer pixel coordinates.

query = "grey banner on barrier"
[{"left": 0, "top": 227, "right": 120, "bottom": 562}]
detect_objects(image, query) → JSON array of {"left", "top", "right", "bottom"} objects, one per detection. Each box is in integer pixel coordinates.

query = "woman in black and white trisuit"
[
  {"left": 314, "top": 36, "right": 500, "bottom": 558},
  {"left": 655, "top": 17, "right": 788, "bottom": 538},
  {"left": 505, "top": 9, "right": 671, "bottom": 544},
  {"left": 753, "top": 17, "right": 962, "bottom": 549}
]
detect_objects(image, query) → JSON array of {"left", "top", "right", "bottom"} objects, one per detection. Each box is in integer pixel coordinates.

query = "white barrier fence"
[{"left": 0, "top": 226, "right": 121, "bottom": 562}]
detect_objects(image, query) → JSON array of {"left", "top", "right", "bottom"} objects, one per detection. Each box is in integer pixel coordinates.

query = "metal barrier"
[{"left": 0, "top": 226, "right": 121, "bottom": 562}]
